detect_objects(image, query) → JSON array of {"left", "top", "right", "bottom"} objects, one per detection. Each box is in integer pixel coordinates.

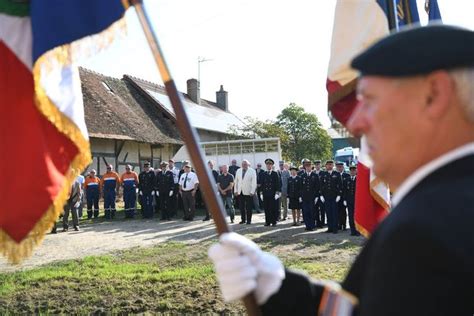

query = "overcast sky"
[{"left": 81, "top": 0, "right": 474, "bottom": 128}]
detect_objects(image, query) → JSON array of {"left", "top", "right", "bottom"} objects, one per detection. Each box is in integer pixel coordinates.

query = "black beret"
[
  {"left": 265, "top": 158, "right": 274, "bottom": 165},
  {"left": 352, "top": 25, "right": 474, "bottom": 77},
  {"left": 289, "top": 166, "right": 298, "bottom": 171},
  {"left": 349, "top": 166, "right": 357, "bottom": 170}
]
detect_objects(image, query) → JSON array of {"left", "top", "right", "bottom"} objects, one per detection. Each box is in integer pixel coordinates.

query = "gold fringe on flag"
[{"left": 0, "top": 17, "right": 127, "bottom": 264}]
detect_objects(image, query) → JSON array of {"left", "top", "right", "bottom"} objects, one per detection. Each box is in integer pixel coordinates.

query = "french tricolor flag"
[{"left": 326, "top": 0, "right": 396, "bottom": 236}]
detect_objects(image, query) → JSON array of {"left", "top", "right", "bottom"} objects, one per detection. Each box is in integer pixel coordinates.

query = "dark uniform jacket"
[
  {"left": 343, "top": 175, "right": 357, "bottom": 205},
  {"left": 228, "top": 165, "right": 240, "bottom": 178},
  {"left": 286, "top": 176, "right": 302, "bottom": 199},
  {"left": 256, "top": 168, "right": 265, "bottom": 185},
  {"left": 138, "top": 170, "right": 155, "bottom": 194},
  {"left": 261, "top": 155, "right": 474, "bottom": 316},
  {"left": 319, "top": 170, "right": 343, "bottom": 199},
  {"left": 211, "top": 169, "right": 219, "bottom": 183},
  {"left": 155, "top": 170, "right": 174, "bottom": 193},
  {"left": 260, "top": 170, "right": 281, "bottom": 197},
  {"left": 299, "top": 170, "right": 320, "bottom": 202}
]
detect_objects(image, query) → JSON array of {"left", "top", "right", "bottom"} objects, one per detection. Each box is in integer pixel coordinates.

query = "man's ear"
[{"left": 423, "top": 71, "right": 454, "bottom": 120}]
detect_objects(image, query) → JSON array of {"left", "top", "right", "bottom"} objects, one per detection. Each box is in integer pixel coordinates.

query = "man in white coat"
[{"left": 234, "top": 160, "right": 257, "bottom": 225}]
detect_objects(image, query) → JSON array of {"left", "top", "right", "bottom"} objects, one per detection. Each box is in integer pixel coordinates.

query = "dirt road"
[{"left": 0, "top": 213, "right": 364, "bottom": 272}]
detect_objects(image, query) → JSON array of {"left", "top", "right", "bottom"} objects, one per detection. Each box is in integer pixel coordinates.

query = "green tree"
[
  {"left": 276, "top": 103, "right": 332, "bottom": 163},
  {"left": 228, "top": 104, "right": 332, "bottom": 163}
]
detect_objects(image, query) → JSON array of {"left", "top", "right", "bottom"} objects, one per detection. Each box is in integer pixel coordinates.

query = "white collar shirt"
[{"left": 179, "top": 171, "right": 199, "bottom": 191}]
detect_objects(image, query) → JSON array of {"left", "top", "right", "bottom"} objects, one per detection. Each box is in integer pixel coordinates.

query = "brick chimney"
[
  {"left": 215, "top": 85, "right": 228, "bottom": 112},
  {"left": 187, "top": 78, "right": 200, "bottom": 104}
]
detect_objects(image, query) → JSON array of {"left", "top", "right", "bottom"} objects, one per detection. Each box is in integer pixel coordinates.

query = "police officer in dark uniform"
[
  {"left": 138, "top": 161, "right": 155, "bottom": 219},
  {"left": 343, "top": 165, "right": 359, "bottom": 236},
  {"left": 319, "top": 160, "right": 342, "bottom": 234},
  {"left": 336, "top": 161, "right": 350, "bottom": 230},
  {"left": 299, "top": 159, "right": 320, "bottom": 231},
  {"left": 287, "top": 166, "right": 302, "bottom": 226},
  {"left": 155, "top": 161, "right": 175, "bottom": 220},
  {"left": 313, "top": 160, "right": 326, "bottom": 227},
  {"left": 261, "top": 158, "right": 281, "bottom": 227}
]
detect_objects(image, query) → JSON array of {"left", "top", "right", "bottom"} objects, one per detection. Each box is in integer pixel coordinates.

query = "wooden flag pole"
[{"left": 130, "top": 1, "right": 261, "bottom": 315}]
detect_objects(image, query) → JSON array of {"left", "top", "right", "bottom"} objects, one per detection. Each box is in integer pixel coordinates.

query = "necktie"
[
  {"left": 352, "top": 176, "right": 355, "bottom": 181},
  {"left": 184, "top": 173, "right": 188, "bottom": 189}
]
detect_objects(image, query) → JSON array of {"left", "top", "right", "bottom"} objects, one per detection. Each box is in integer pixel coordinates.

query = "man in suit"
[
  {"left": 277, "top": 162, "right": 290, "bottom": 221},
  {"left": 343, "top": 165, "right": 359, "bottom": 236},
  {"left": 260, "top": 158, "right": 281, "bottom": 227},
  {"left": 208, "top": 25, "right": 474, "bottom": 315},
  {"left": 203, "top": 160, "right": 220, "bottom": 221},
  {"left": 233, "top": 159, "right": 257, "bottom": 224},
  {"left": 62, "top": 174, "right": 82, "bottom": 232}
]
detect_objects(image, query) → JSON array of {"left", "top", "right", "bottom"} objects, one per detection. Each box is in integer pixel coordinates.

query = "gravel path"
[{"left": 0, "top": 213, "right": 364, "bottom": 272}]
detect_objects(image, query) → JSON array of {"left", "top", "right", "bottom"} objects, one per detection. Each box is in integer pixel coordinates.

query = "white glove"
[
  {"left": 74, "top": 201, "right": 81, "bottom": 208},
  {"left": 135, "top": 188, "right": 139, "bottom": 194},
  {"left": 169, "top": 191, "right": 173, "bottom": 197},
  {"left": 208, "top": 232, "right": 285, "bottom": 304},
  {"left": 314, "top": 197, "right": 319, "bottom": 205},
  {"left": 274, "top": 193, "right": 280, "bottom": 200},
  {"left": 139, "top": 191, "right": 143, "bottom": 196},
  {"left": 298, "top": 197, "right": 302, "bottom": 203},
  {"left": 320, "top": 196, "right": 325, "bottom": 203},
  {"left": 156, "top": 191, "right": 160, "bottom": 197},
  {"left": 343, "top": 200, "right": 347, "bottom": 206},
  {"left": 336, "top": 196, "right": 341, "bottom": 203}
]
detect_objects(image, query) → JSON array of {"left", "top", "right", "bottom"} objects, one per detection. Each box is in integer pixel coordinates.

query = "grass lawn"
[{"left": 0, "top": 237, "right": 360, "bottom": 314}]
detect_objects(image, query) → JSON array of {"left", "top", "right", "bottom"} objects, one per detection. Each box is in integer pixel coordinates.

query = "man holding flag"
[{"left": 209, "top": 24, "right": 474, "bottom": 316}]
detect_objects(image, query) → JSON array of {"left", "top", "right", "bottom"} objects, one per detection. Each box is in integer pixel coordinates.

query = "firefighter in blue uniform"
[
  {"left": 138, "top": 161, "right": 156, "bottom": 219},
  {"left": 261, "top": 158, "right": 281, "bottom": 227},
  {"left": 319, "top": 160, "right": 342, "bottom": 234},
  {"left": 155, "top": 161, "right": 175, "bottom": 220},
  {"left": 343, "top": 165, "right": 360, "bottom": 236},
  {"left": 84, "top": 169, "right": 100, "bottom": 219},
  {"left": 100, "top": 165, "right": 120, "bottom": 219},
  {"left": 120, "top": 165, "right": 139, "bottom": 219},
  {"left": 299, "top": 159, "right": 320, "bottom": 231},
  {"left": 336, "top": 161, "right": 350, "bottom": 230}
]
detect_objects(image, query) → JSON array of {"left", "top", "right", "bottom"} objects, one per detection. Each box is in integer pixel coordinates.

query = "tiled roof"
[
  {"left": 80, "top": 68, "right": 182, "bottom": 145},
  {"left": 124, "top": 75, "right": 245, "bottom": 134}
]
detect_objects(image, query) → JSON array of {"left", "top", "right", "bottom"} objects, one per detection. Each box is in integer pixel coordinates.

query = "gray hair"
[{"left": 449, "top": 67, "right": 474, "bottom": 122}]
